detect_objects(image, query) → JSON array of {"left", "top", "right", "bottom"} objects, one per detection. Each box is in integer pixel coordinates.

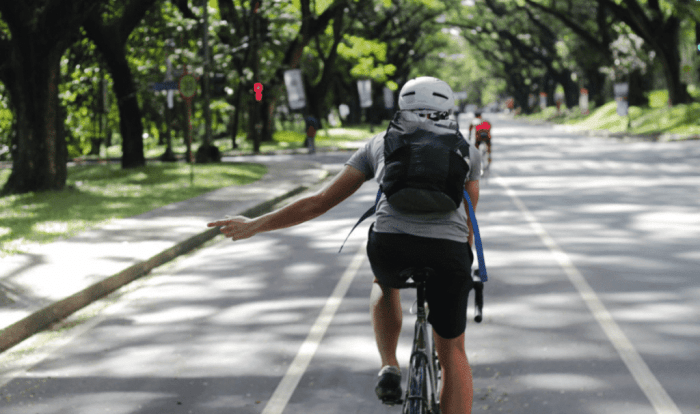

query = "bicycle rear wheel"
[
  {"left": 431, "top": 334, "right": 442, "bottom": 414},
  {"left": 480, "top": 147, "right": 489, "bottom": 173},
  {"left": 404, "top": 357, "right": 430, "bottom": 414}
]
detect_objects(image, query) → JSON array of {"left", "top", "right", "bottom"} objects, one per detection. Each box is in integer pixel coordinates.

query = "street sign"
[
  {"left": 152, "top": 81, "right": 179, "bottom": 91},
  {"left": 383, "top": 87, "right": 394, "bottom": 109},
  {"left": 579, "top": 88, "right": 589, "bottom": 115},
  {"left": 339, "top": 104, "right": 350, "bottom": 119},
  {"left": 284, "top": 69, "right": 306, "bottom": 110},
  {"left": 179, "top": 74, "right": 198, "bottom": 99},
  {"left": 358, "top": 80, "right": 372, "bottom": 108},
  {"left": 614, "top": 83, "right": 629, "bottom": 116}
]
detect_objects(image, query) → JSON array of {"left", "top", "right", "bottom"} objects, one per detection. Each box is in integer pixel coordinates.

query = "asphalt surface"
[
  {"left": 0, "top": 153, "right": 332, "bottom": 353},
  {"left": 1, "top": 116, "right": 699, "bottom": 414}
]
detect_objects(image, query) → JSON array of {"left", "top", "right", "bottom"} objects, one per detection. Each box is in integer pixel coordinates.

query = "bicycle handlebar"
[{"left": 472, "top": 269, "right": 484, "bottom": 323}]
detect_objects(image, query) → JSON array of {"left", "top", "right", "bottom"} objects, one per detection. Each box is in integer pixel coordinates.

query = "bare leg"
[
  {"left": 434, "top": 331, "right": 473, "bottom": 414},
  {"left": 370, "top": 279, "right": 402, "bottom": 368}
]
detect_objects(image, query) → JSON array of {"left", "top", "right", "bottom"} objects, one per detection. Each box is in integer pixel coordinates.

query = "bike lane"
[
  {"left": 1, "top": 122, "right": 697, "bottom": 414},
  {"left": 280, "top": 117, "right": 697, "bottom": 414},
  {"left": 466, "top": 117, "right": 698, "bottom": 414}
]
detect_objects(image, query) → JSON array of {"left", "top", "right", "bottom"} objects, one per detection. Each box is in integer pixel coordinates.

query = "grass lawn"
[
  {"left": 0, "top": 121, "right": 382, "bottom": 256},
  {"left": 0, "top": 162, "right": 266, "bottom": 257},
  {"left": 88, "top": 122, "right": 388, "bottom": 160},
  {"left": 516, "top": 90, "right": 700, "bottom": 139}
]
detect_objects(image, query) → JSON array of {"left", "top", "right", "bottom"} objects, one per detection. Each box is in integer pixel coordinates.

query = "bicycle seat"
[{"left": 398, "top": 267, "right": 435, "bottom": 285}]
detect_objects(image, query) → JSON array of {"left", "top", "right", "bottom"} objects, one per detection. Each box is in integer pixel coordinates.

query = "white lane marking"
[
  {"left": 494, "top": 174, "right": 682, "bottom": 414},
  {"left": 261, "top": 242, "right": 366, "bottom": 414}
]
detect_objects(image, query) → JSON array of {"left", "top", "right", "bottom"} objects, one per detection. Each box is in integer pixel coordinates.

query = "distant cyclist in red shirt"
[{"left": 468, "top": 111, "right": 491, "bottom": 165}]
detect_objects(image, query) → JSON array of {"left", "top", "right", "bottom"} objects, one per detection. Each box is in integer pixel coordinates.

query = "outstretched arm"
[{"left": 207, "top": 165, "right": 366, "bottom": 240}]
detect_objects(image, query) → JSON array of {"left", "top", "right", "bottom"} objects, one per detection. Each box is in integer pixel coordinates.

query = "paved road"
[{"left": 1, "top": 118, "right": 698, "bottom": 414}]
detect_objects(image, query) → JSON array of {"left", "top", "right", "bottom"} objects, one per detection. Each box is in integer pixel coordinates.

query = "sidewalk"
[{"left": 0, "top": 153, "right": 333, "bottom": 353}]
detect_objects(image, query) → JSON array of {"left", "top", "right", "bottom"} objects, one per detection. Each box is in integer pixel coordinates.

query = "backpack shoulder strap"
[{"left": 338, "top": 188, "right": 382, "bottom": 253}]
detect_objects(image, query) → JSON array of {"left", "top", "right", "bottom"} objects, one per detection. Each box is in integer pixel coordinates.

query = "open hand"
[{"left": 207, "top": 216, "right": 258, "bottom": 241}]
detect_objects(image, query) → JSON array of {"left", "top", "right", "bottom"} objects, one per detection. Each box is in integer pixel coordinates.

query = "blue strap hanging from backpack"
[
  {"left": 338, "top": 188, "right": 487, "bottom": 283},
  {"left": 462, "top": 189, "right": 487, "bottom": 282}
]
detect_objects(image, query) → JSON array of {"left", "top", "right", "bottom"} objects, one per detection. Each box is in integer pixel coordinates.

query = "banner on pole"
[
  {"left": 539, "top": 92, "right": 547, "bottom": 110},
  {"left": 579, "top": 88, "right": 589, "bottom": 115},
  {"left": 358, "top": 80, "right": 372, "bottom": 108},
  {"left": 383, "top": 87, "right": 394, "bottom": 109},
  {"left": 284, "top": 69, "right": 306, "bottom": 110},
  {"left": 339, "top": 104, "right": 350, "bottom": 119},
  {"left": 614, "top": 83, "right": 629, "bottom": 117}
]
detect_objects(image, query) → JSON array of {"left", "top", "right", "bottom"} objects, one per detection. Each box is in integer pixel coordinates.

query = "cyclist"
[
  {"left": 468, "top": 111, "right": 492, "bottom": 165},
  {"left": 208, "top": 76, "right": 480, "bottom": 414}
]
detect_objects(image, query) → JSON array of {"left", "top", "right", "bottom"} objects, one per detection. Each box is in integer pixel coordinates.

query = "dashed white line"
[
  {"left": 495, "top": 173, "right": 681, "bottom": 414},
  {"left": 261, "top": 242, "right": 366, "bottom": 414}
]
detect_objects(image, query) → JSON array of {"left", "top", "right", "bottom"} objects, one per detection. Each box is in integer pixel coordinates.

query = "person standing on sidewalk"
[
  {"left": 304, "top": 115, "right": 320, "bottom": 154},
  {"left": 208, "top": 76, "right": 479, "bottom": 414}
]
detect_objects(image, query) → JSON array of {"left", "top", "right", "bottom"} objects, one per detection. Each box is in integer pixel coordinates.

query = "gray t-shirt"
[{"left": 345, "top": 124, "right": 481, "bottom": 243}]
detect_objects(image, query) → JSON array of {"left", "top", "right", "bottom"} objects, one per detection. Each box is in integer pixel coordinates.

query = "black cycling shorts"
[
  {"left": 476, "top": 138, "right": 490, "bottom": 148},
  {"left": 366, "top": 224, "right": 474, "bottom": 339}
]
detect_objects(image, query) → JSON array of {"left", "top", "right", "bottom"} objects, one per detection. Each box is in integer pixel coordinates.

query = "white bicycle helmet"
[{"left": 398, "top": 77, "right": 455, "bottom": 118}]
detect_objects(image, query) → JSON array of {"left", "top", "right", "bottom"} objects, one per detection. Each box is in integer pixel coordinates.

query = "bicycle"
[
  {"left": 379, "top": 267, "right": 485, "bottom": 414},
  {"left": 476, "top": 132, "right": 490, "bottom": 179}
]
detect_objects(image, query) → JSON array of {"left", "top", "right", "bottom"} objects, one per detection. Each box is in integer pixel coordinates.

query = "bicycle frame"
[{"left": 401, "top": 270, "right": 442, "bottom": 414}]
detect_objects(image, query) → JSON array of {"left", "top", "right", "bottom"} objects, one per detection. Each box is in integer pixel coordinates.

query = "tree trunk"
[
  {"left": 248, "top": 88, "right": 262, "bottom": 153},
  {"left": 555, "top": 69, "right": 580, "bottom": 109},
  {"left": 1, "top": 40, "right": 67, "bottom": 195},
  {"left": 231, "top": 85, "right": 242, "bottom": 149},
  {"left": 656, "top": 17, "right": 691, "bottom": 105},
  {"left": 628, "top": 69, "right": 648, "bottom": 106},
  {"left": 261, "top": 99, "right": 273, "bottom": 142},
  {"left": 111, "top": 56, "right": 146, "bottom": 168},
  {"left": 584, "top": 67, "right": 607, "bottom": 107},
  {"left": 84, "top": 22, "right": 145, "bottom": 169},
  {"left": 0, "top": 0, "right": 103, "bottom": 194}
]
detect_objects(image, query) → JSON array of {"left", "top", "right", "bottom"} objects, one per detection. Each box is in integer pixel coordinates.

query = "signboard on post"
[
  {"left": 284, "top": 69, "right": 306, "bottom": 110},
  {"left": 579, "top": 88, "right": 589, "bottom": 115},
  {"left": 339, "top": 104, "right": 350, "bottom": 119},
  {"left": 614, "top": 82, "right": 629, "bottom": 117},
  {"left": 383, "top": 87, "right": 394, "bottom": 110},
  {"left": 539, "top": 92, "right": 547, "bottom": 110},
  {"left": 179, "top": 68, "right": 198, "bottom": 163},
  {"left": 358, "top": 80, "right": 372, "bottom": 108}
]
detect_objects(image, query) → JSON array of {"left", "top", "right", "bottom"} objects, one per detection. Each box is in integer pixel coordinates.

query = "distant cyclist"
[
  {"left": 468, "top": 111, "right": 492, "bottom": 165},
  {"left": 208, "top": 76, "right": 480, "bottom": 414}
]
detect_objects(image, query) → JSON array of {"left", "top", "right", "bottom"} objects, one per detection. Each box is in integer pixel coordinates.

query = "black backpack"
[
  {"left": 337, "top": 112, "right": 488, "bottom": 283},
  {"left": 381, "top": 111, "right": 471, "bottom": 213},
  {"left": 338, "top": 111, "right": 475, "bottom": 252}
]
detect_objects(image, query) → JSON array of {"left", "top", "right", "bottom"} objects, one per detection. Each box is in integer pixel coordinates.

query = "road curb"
[{"left": 0, "top": 184, "right": 312, "bottom": 354}]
